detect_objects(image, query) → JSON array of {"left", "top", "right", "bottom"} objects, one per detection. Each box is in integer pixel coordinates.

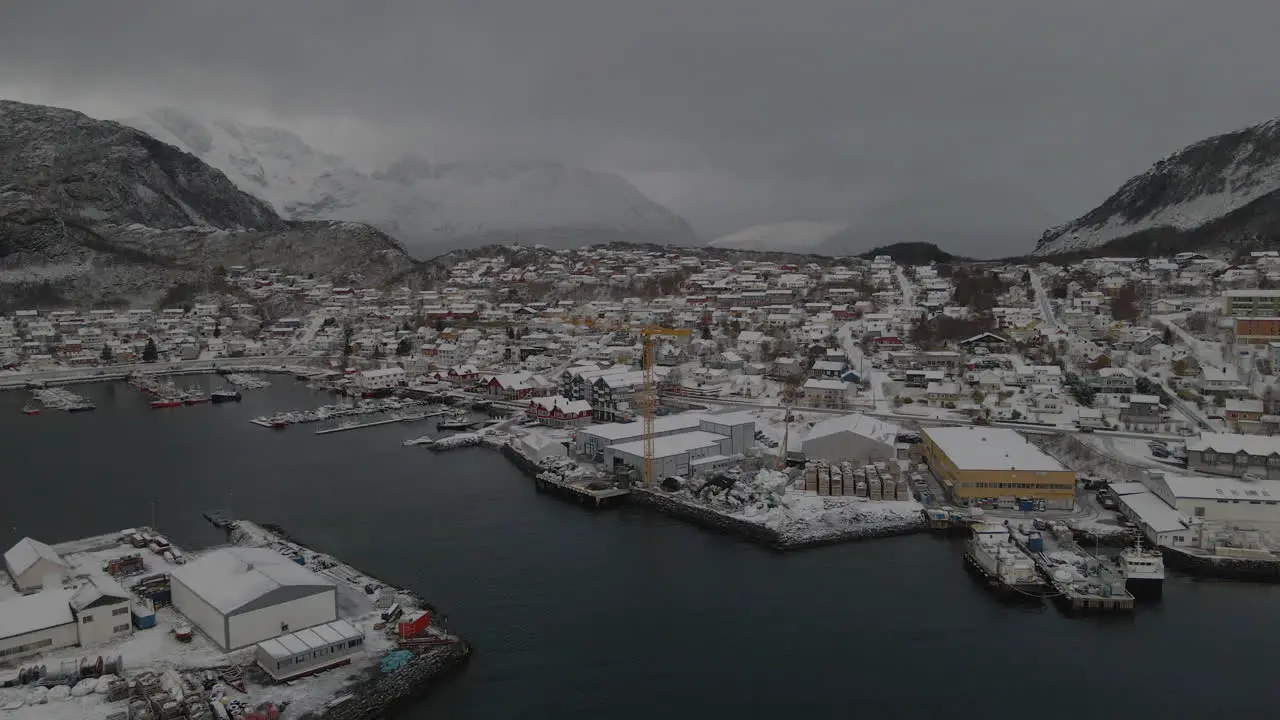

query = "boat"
[
  {"left": 436, "top": 420, "right": 475, "bottom": 431},
  {"left": 21, "top": 404, "right": 40, "bottom": 416},
  {"left": 964, "top": 523, "right": 1046, "bottom": 596},
  {"left": 1118, "top": 539, "right": 1165, "bottom": 600},
  {"left": 211, "top": 390, "right": 242, "bottom": 403},
  {"left": 67, "top": 402, "right": 97, "bottom": 413},
  {"left": 150, "top": 398, "right": 183, "bottom": 409},
  {"left": 269, "top": 416, "right": 289, "bottom": 429},
  {"left": 183, "top": 394, "right": 211, "bottom": 405}
]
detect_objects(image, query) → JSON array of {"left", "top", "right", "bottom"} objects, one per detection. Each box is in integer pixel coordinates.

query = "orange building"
[{"left": 1236, "top": 317, "right": 1280, "bottom": 345}]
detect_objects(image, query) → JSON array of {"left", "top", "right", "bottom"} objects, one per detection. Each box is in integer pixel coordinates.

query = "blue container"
[
  {"left": 132, "top": 608, "right": 156, "bottom": 629},
  {"left": 1027, "top": 535, "right": 1045, "bottom": 552},
  {"left": 292, "top": 555, "right": 306, "bottom": 565},
  {"left": 1018, "top": 500, "right": 1035, "bottom": 511}
]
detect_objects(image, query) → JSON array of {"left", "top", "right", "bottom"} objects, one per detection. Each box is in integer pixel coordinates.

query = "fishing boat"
[
  {"left": 268, "top": 416, "right": 289, "bottom": 429},
  {"left": 964, "top": 523, "right": 1046, "bottom": 596},
  {"left": 67, "top": 402, "right": 97, "bottom": 413},
  {"left": 436, "top": 419, "right": 475, "bottom": 431},
  {"left": 1119, "top": 538, "right": 1165, "bottom": 600},
  {"left": 211, "top": 390, "right": 242, "bottom": 403},
  {"left": 183, "top": 393, "right": 211, "bottom": 405},
  {"left": 151, "top": 398, "right": 183, "bottom": 409},
  {"left": 21, "top": 404, "right": 40, "bottom": 416}
]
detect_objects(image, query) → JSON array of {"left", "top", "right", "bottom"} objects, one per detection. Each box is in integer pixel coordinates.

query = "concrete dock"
[{"left": 1009, "top": 521, "right": 1136, "bottom": 612}]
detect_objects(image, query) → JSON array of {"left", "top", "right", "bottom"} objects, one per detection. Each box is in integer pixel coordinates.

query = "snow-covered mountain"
[
  {"left": 709, "top": 222, "right": 849, "bottom": 252},
  {"left": 1035, "top": 117, "right": 1280, "bottom": 256},
  {"left": 121, "top": 108, "right": 700, "bottom": 258},
  {"left": 0, "top": 100, "right": 416, "bottom": 306}
]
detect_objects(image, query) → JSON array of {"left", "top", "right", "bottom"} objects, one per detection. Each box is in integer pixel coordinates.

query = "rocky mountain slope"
[
  {"left": 0, "top": 100, "right": 416, "bottom": 306},
  {"left": 1035, "top": 117, "right": 1280, "bottom": 256},
  {"left": 708, "top": 222, "right": 849, "bottom": 252},
  {"left": 122, "top": 108, "right": 700, "bottom": 258}
]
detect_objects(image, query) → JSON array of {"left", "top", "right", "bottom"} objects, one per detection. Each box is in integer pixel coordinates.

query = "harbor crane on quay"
[{"left": 639, "top": 325, "right": 692, "bottom": 486}]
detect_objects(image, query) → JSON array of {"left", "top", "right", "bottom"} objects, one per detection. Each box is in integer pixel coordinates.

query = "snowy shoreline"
[{"left": 628, "top": 485, "right": 927, "bottom": 550}]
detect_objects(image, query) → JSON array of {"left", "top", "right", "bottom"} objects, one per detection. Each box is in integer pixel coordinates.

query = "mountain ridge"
[
  {"left": 0, "top": 99, "right": 418, "bottom": 307},
  {"left": 120, "top": 108, "right": 701, "bottom": 258},
  {"left": 1035, "top": 116, "right": 1280, "bottom": 255}
]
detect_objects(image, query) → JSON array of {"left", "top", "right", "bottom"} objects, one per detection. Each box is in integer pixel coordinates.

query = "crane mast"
[{"left": 638, "top": 325, "right": 692, "bottom": 486}]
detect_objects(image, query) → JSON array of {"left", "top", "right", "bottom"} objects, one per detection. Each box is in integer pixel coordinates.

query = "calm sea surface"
[{"left": 2, "top": 379, "right": 1275, "bottom": 719}]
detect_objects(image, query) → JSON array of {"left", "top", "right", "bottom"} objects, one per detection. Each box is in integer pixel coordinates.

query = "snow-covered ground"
[
  {"left": 0, "top": 524, "right": 443, "bottom": 719},
  {"left": 663, "top": 469, "right": 922, "bottom": 545}
]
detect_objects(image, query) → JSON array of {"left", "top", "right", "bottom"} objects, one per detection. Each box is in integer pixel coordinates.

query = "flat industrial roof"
[
  {"left": 582, "top": 414, "right": 704, "bottom": 441},
  {"left": 608, "top": 431, "right": 727, "bottom": 459},
  {"left": 923, "top": 426, "right": 1067, "bottom": 473},
  {"left": 1118, "top": 491, "right": 1188, "bottom": 534}
]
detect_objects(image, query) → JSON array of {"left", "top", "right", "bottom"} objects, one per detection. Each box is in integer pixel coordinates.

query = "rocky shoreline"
[{"left": 299, "top": 642, "right": 472, "bottom": 720}]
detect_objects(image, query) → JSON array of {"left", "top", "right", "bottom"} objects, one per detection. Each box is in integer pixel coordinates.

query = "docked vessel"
[
  {"left": 211, "top": 390, "right": 242, "bottom": 403},
  {"left": 67, "top": 402, "right": 96, "bottom": 413},
  {"left": 21, "top": 403, "right": 40, "bottom": 416},
  {"left": 1119, "top": 539, "right": 1165, "bottom": 600},
  {"left": 964, "top": 523, "right": 1045, "bottom": 595},
  {"left": 183, "top": 394, "right": 211, "bottom": 405},
  {"left": 150, "top": 398, "right": 183, "bottom": 409}
]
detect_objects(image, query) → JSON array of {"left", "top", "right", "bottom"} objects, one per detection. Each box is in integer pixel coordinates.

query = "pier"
[
  {"left": 312, "top": 412, "right": 444, "bottom": 435},
  {"left": 1009, "top": 521, "right": 1136, "bottom": 612},
  {"left": 500, "top": 444, "right": 630, "bottom": 509}
]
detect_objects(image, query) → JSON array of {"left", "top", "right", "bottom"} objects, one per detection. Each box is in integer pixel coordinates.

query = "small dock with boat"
[{"left": 1009, "top": 520, "right": 1137, "bottom": 612}]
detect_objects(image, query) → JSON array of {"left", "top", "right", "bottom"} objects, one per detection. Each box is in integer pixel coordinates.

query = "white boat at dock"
[{"left": 1119, "top": 539, "right": 1165, "bottom": 600}]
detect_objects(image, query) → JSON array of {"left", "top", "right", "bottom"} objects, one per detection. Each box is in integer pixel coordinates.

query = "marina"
[
  {"left": 313, "top": 411, "right": 444, "bottom": 435},
  {"left": 249, "top": 397, "right": 434, "bottom": 430},
  {"left": 221, "top": 373, "right": 271, "bottom": 390}
]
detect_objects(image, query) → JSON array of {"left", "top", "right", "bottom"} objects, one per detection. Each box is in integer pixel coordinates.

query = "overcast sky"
[{"left": 4, "top": 0, "right": 1280, "bottom": 251}]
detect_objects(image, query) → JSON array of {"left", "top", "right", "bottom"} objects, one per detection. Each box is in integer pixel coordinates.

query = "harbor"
[
  {"left": 248, "top": 397, "right": 439, "bottom": 430},
  {"left": 29, "top": 387, "right": 96, "bottom": 413},
  {"left": 1007, "top": 520, "right": 1145, "bottom": 612}
]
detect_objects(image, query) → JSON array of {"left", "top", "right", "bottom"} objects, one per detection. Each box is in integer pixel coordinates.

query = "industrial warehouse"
[{"left": 919, "top": 426, "right": 1077, "bottom": 509}]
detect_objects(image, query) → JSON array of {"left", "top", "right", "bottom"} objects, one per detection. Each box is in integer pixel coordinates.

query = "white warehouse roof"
[
  {"left": 609, "top": 431, "right": 728, "bottom": 459},
  {"left": 0, "top": 588, "right": 75, "bottom": 641},
  {"left": 584, "top": 414, "right": 705, "bottom": 441},
  {"left": 924, "top": 427, "right": 1067, "bottom": 473},
  {"left": 4, "top": 537, "right": 66, "bottom": 577},
  {"left": 171, "top": 547, "right": 335, "bottom": 616},
  {"left": 806, "top": 413, "right": 900, "bottom": 447}
]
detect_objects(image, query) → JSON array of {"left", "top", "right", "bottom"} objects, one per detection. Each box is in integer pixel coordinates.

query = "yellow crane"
[{"left": 638, "top": 325, "right": 692, "bottom": 485}]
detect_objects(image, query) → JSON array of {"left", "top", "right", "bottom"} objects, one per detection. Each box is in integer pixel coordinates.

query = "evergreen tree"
[
  {"left": 142, "top": 338, "right": 158, "bottom": 363},
  {"left": 100, "top": 344, "right": 113, "bottom": 363},
  {"left": 395, "top": 338, "right": 411, "bottom": 356}
]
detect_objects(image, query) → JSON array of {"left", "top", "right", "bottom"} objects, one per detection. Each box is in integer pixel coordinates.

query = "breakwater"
[
  {"left": 1162, "top": 547, "right": 1280, "bottom": 583},
  {"left": 299, "top": 643, "right": 472, "bottom": 720}
]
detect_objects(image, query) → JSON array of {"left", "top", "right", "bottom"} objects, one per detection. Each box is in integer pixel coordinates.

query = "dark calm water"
[{"left": 2, "top": 379, "right": 1275, "bottom": 719}]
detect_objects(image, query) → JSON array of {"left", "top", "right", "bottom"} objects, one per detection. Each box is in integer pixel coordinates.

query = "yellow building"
[{"left": 921, "top": 426, "right": 1077, "bottom": 509}]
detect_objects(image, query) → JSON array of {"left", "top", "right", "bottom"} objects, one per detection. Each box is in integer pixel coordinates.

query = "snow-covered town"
[{"left": 8, "top": 243, "right": 1280, "bottom": 713}]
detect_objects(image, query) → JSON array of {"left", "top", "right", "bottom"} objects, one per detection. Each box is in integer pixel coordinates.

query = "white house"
[
  {"left": 802, "top": 379, "right": 854, "bottom": 408},
  {"left": 356, "top": 367, "right": 406, "bottom": 391},
  {"left": 4, "top": 537, "right": 68, "bottom": 592},
  {"left": 170, "top": 547, "right": 338, "bottom": 651},
  {"left": 69, "top": 576, "right": 133, "bottom": 647}
]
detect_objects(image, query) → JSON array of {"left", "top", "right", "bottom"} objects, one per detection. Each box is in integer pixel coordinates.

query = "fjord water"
[{"left": 2, "top": 380, "right": 1275, "bottom": 719}]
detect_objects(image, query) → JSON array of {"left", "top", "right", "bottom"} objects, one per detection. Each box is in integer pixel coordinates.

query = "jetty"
[
  {"left": 1009, "top": 520, "right": 1136, "bottom": 612},
  {"left": 312, "top": 411, "right": 444, "bottom": 435}
]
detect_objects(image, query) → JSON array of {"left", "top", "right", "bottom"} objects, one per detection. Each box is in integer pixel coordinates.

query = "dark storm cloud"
[{"left": 4, "top": 0, "right": 1280, "bottom": 244}]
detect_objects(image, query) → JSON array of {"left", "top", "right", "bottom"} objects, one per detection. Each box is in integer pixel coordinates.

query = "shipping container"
[{"left": 132, "top": 607, "right": 157, "bottom": 630}]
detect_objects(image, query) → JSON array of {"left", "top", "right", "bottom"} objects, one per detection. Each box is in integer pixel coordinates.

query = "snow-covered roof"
[
  {"left": 805, "top": 413, "right": 900, "bottom": 447},
  {"left": 3, "top": 537, "right": 66, "bottom": 577},
  {"left": 171, "top": 547, "right": 334, "bottom": 615},
  {"left": 923, "top": 427, "right": 1068, "bottom": 473},
  {"left": 1107, "top": 482, "right": 1149, "bottom": 496},
  {"left": 0, "top": 588, "right": 75, "bottom": 641},
  {"left": 70, "top": 575, "right": 129, "bottom": 611},
  {"left": 583, "top": 414, "right": 704, "bottom": 441},
  {"left": 1117, "top": 491, "right": 1188, "bottom": 534},
  {"left": 1162, "top": 473, "right": 1280, "bottom": 502},
  {"left": 1186, "top": 433, "right": 1280, "bottom": 456},
  {"left": 609, "top": 430, "right": 727, "bottom": 459},
  {"left": 257, "top": 619, "right": 362, "bottom": 659}
]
